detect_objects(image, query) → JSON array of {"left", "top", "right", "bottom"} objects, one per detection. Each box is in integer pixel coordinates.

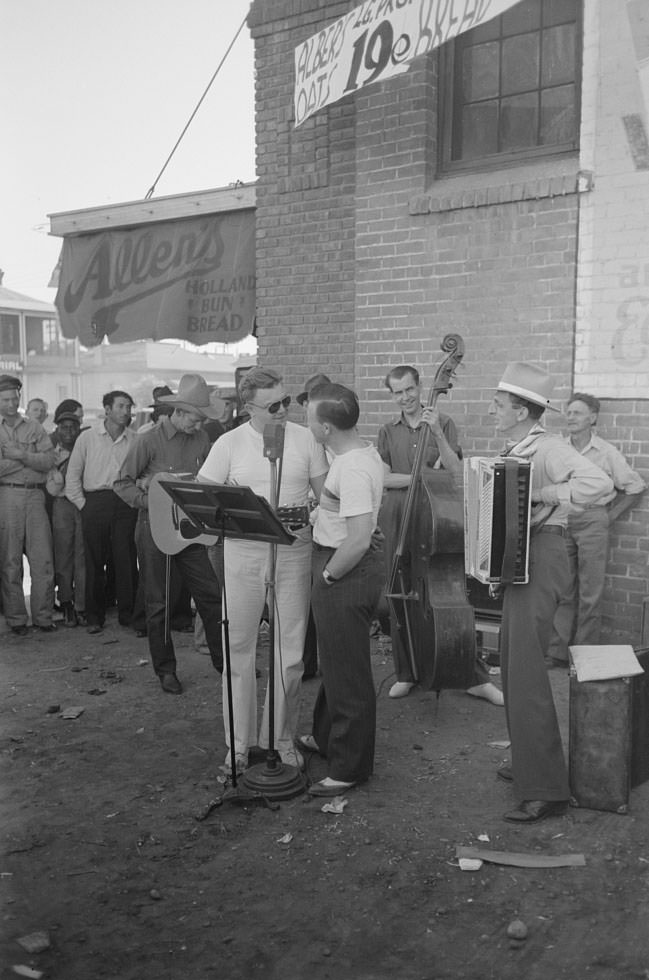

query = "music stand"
[{"left": 158, "top": 480, "right": 306, "bottom": 805}]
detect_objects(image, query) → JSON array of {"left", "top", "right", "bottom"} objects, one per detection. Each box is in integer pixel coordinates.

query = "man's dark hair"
[
  {"left": 384, "top": 365, "right": 419, "bottom": 390},
  {"left": 568, "top": 392, "right": 600, "bottom": 416},
  {"left": 103, "top": 390, "right": 134, "bottom": 410},
  {"left": 310, "top": 383, "right": 359, "bottom": 430},
  {"left": 507, "top": 392, "right": 545, "bottom": 421}
]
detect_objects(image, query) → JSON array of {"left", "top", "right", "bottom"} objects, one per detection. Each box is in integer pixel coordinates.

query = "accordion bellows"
[{"left": 464, "top": 457, "right": 533, "bottom": 585}]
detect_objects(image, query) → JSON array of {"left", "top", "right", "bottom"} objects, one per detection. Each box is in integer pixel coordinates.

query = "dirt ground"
[{"left": 3, "top": 608, "right": 649, "bottom": 980}]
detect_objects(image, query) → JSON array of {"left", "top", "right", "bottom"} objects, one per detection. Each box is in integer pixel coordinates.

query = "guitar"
[
  {"left": 148, "top": 472, "right": 219, "bottom": 555},
  {"left": 148, "top": 473, "right": 312, "bottom": 555}
]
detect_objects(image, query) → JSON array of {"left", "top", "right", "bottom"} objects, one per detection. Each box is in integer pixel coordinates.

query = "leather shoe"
[
  {"left": 36, "top": 623, "right": 57, "bottom": 633},
  {"left": 503, "top": 799, "right": 568, "bottom": 823},
  {"left": 308, "top": 778, "right": 356, "bottom": 797},
  {"left": 11, "top": 625, "right": 29, "bottom": 637},
  {"left": 135, "top": 629, "right": 147, "bottom": 638},
  {"left": 160, "top": 673, "right": 183, "bottom": 695},
  {"left": 497, "top": 764, "right": 513, "bottom": 782}
]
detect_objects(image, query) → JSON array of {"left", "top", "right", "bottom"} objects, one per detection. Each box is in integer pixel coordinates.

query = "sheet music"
[{"left": 569, "top": 644, "right": 644, "bottom": 682}]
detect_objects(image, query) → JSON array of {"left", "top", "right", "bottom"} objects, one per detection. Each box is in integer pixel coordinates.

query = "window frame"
[{"left": 437, "top": 0, "right": 583, "bottom": 175}]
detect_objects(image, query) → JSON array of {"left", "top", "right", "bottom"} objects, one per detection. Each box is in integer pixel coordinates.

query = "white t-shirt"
[
  {"left": 198, "top": 420, "right": 328, "bottom": 507},
  {"left": 314, "top": 443, "right": 384, "bottom": 549}
]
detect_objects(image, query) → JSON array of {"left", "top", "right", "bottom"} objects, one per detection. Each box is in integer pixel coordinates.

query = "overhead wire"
[{"left": 144, "top": 12, "right": 248, "bottom": 200}]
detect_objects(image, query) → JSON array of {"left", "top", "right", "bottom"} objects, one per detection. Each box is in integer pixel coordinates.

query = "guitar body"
[{"left": 148, "top": 473, "right": 219, "bottom": 555}]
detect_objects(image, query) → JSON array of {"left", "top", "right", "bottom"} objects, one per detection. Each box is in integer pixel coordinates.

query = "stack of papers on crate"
[{"left": 569, "top": 644, "right": 645, "bottom": 682}]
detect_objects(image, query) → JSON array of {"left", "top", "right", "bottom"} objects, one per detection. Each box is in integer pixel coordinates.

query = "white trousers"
[{"left": 222, "top": 530, "right": 311, "bottom": 760}]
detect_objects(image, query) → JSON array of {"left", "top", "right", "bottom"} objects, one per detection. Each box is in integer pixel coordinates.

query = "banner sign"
[
  {"left": 55, "top": 211, "right": 256, "bottom": 347},
  {"left": 294, "top": 0, "right": 520, "bottom": 126}
]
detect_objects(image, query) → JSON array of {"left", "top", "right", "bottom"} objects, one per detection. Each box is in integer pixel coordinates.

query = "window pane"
[
  {"left": 502, "top": 0, "right": 540, "bottom": 36},
  {"left": 540, "top": 84, "right": 576, "bottom": 144},
  {"left": 543, "top": 0, "right": 577, "bottom": 27},
  {"left": 0, "top": 315, "right": 20, "bottom": 355},
  {"left": 502, "top": 34, "right": 539, "bottom": 95},
  {"left": 462, "top": 41, "right": 500, "bottom": 101},
  {"left": 460, "top": 101, "right": 499, "bottom": 159},
  {"left": 26, "top": 317, "right": 44, "bottom": 356},
  {"left": 500, "top": 92, "right": 538, "bottom": 151},
  {"left": 542, "top": 24, "right": 575, "bottom": 86}
]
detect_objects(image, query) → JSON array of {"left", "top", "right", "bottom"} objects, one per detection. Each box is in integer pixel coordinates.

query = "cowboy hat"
[
  {"left": 157, "top": 374, "right": 225, "bottom": 420},
  {"left": 497, "top": 362, "right": 559, "bottom": 412},
  {"left": 296, "top": 373, "right": 332, "bottom": 406}
]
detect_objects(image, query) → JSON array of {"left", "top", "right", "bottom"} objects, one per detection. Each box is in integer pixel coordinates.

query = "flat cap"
[{"left": 0, "top": 374, "right": 22, "bottom": 392}]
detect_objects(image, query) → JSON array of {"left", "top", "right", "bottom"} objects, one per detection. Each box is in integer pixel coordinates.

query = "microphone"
[{"left": 263, "top": 422, "right": 285, "bottom": 461}]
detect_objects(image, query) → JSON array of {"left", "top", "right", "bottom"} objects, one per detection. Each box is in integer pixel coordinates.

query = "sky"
[{"left": 1, "top": 0, "right": 256, "bottom": 305}]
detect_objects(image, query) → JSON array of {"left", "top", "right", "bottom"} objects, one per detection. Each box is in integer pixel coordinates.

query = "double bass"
[{"left": 384, "top": 334, "right": 475, "bottom": 690}]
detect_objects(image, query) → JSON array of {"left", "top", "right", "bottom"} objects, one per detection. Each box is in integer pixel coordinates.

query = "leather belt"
[
  {"left": 0, "top": 482, "right": 43, "bottom": 489},
  {"left": 313, "top": 542, "right": 335, "bottom": 552},
  {"left": 534, "top": 524, "right": 565, "bottom": 537}
]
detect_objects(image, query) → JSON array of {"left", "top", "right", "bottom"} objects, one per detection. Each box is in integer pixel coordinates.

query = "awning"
[{"left": 49, "top": 184, "right": 256, "bottom": 347}]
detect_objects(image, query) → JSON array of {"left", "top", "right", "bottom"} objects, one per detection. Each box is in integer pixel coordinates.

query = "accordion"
[{"left": 464, "top": 456, "right": 533, "bottom": 585}]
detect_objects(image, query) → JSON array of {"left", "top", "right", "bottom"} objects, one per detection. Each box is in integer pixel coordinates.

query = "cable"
[{"left": 144, "top": 13, "right": 248, "bottom": 200}]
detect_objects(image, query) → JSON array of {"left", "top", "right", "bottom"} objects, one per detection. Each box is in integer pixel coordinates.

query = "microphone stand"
[{"left": 240, "top": 424, "right": 305, "bottom": 800}]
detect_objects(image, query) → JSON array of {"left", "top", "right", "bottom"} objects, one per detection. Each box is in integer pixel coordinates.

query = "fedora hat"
[
  {"left": 497, "top": 362, "right": 559, "bottom": 412},
  {"left": 157, "top": 375, "right": 225, "bottom": 420},
  {"left": 296, "top": 373, "right": 332, "bottom": 406}
]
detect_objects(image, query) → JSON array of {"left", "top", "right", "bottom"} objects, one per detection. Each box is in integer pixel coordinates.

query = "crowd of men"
[{"left": 1, "top": 360, "right": 644, "bottom": 816}]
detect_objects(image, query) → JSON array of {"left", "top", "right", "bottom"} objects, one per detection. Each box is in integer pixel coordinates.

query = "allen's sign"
[
  {"left": 294, "top": 0, "right": 520, "bottom": 127},
  {"left": 56, "top": 211, "right": 256, "bottom": 347}
]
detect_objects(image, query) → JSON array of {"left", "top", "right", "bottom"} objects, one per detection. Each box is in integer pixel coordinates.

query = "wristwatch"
[{"left": 322, "top": 567, "right": 337, "bottom": 586}]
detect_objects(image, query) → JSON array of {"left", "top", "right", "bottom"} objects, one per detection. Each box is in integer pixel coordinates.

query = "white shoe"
[
  {"left": 389, "top": 681, "right": 415, "bottom": 699},
  {"left": 466, "top": 682, "right": 504, "bottom": 706}
]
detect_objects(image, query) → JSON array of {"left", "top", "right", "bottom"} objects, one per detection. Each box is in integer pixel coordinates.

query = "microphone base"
[{"left": 240, "top": 759, "right": 305, "bottom": 801}]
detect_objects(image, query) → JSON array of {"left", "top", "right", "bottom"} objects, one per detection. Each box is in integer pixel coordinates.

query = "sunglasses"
[{"left": 248, "top": 395, "right": 291, "bottom": 415}]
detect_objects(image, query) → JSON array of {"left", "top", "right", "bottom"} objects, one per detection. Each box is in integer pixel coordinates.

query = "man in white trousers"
[{"left": 198, "top": 367, "right": 328, "bottom": 772}]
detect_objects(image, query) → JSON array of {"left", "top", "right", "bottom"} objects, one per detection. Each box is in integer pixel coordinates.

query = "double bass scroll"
[{"left": 384, "top": 334, "right": 476, "bottom": 691}]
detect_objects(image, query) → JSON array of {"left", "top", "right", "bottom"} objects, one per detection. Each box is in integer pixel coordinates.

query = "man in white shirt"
[
  {"left": 297, "top": 382, "right": 385, "bottom": 797},
  {"left": 65, "top": 390, "right": 138, "bottom": 634},
  {"left": 547, "top": 392, "right": 646, "bottom": 665},
  {"left": 198, "top": 367, "right": 328, "bottom": 773}
]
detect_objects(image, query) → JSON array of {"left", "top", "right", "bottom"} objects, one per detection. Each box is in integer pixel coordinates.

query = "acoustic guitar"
[
  {"left": 148, "top": 472, "right": 219, "bottom": 555},
  {"left": 148, "top": 472, "right": 312, "bottom": 555}
]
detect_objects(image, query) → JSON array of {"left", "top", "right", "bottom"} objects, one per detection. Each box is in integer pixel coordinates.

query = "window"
[
  {"left": 439, "top": 0, "right": 581, "bottom": 172},
  {"left": 25, "top": 316, "right": 75, "bottom": 357},
  {"left": 0, "top": 314, "right": 20, "bottom": 355}
]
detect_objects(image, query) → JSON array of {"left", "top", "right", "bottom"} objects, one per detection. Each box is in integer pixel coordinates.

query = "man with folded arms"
[{"left": 0, "top": 374, "right": 55, "bottom": 635}]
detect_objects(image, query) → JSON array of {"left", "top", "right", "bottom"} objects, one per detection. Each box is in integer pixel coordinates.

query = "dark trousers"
[
  {"left": 81, "top": 490, "right": 138, "bottom": 627},
  {"left": 501, "top": 531, "right": 571, "bottom": 802},
  {"left": 311, "top": 544, "right": 384, "bottom": 783},
  {"left": 135, "top": 513, "right": 223, "bottom": 677}
]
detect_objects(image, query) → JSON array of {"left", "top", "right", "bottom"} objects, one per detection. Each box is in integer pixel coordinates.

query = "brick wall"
[{"left": 248, "top": 0, "right": 648, "bottom": 645}]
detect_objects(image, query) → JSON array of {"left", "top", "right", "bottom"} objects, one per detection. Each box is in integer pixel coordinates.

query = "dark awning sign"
[{"left": 55, "top": 210, "right": 256, "bottom": 347}]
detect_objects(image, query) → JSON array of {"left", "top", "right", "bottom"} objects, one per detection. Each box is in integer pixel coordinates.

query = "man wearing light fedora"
[
  {"left": 489, "top": 363, "right": 613, "bottom": 823},
  {"left": 114, "top": 374, "right": 225, "bottom": 695}
]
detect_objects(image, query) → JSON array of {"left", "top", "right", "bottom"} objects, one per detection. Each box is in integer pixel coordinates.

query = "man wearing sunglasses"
[{"left": 199, "top": 367, "right": 329, "bottom": 774}]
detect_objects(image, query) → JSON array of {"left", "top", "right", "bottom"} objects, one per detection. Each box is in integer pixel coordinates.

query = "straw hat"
[
  {"left": 156, "top": 375, "right": 225, "bottom": 419},
  {"left": 497, "top": 362, "right": 559, "bottom": 412}
]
